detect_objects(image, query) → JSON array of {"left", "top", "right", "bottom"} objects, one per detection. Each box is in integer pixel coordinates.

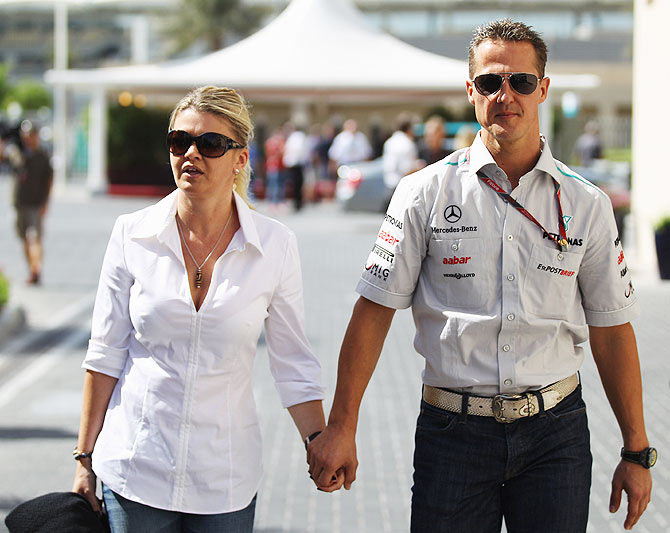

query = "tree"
[{"left": 165, "top": 0, "right": 269, "bottom": 55}]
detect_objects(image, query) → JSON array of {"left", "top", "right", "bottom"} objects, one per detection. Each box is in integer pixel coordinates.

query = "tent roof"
[{"left": 45, "top": 0, "right": 598, "bottom": 94}]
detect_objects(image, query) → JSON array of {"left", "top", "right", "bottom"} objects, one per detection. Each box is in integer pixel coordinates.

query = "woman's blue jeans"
[
  {"left": 102, "top": 485, "right": 256, "bottom": 533},
  {"left": 410, "top": 387, "right": 592, "bottom": 533}
]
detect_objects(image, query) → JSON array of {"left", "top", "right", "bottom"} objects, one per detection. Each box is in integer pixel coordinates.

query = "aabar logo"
[
  {"left": 443, "top": 256, "right": 471, "bottom": 265},
  {"left": 617, "top": 250, "right": 625, "bottom": 265},
  {"left": 378, "top": 230, "right": 399, "bottom": 246}
]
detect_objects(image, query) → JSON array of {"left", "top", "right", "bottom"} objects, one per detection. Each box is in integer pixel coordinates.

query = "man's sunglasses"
[
  {"left": 166, "top": 130, "right": 245, "bottom": 158},
  {"left": 473, "top": 73, "right": 541, "bottom": 96}
]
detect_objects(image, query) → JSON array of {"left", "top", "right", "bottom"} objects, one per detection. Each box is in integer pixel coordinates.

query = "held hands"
[
  {"left": 306, "top": 424, "right": 358, "bottom": 492},
  {"left": 609, "top": 460, "right": 652, "bottom": 530}
]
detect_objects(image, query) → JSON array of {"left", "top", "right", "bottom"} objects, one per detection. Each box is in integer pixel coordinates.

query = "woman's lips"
[{"left": 183, "top": 167, "right": 203, "bottom": 176}]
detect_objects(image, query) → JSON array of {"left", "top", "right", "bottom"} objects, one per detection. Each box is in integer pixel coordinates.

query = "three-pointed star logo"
[{"left": 444, "top": 205, "right": 462, "bottom": 223}]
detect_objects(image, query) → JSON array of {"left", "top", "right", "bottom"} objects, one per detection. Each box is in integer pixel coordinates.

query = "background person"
[
  {"left": 417, "top": 115, "right": 452, "bottom": 165},
  {"left": 309, "top": 19, "right": 653, "bottom": 533},
  {"left": 382, "top": 113, "right": 419, "bottom": 191},
  {"left": 328, "top": 118, "right": 372, "bottom": 167},
  {"left": 1, "top": 120, "right": 53, "bottom": 285},
  {"left": 72, "top": 86, "right": 333, "bottom": 532},
  {"left": 574, "top": 120, "right": 603, "bottom": 166}
]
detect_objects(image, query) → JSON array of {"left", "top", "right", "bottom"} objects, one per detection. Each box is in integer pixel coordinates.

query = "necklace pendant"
[{"left": 195, "top": 268, "right": 202, "bottom": 288}]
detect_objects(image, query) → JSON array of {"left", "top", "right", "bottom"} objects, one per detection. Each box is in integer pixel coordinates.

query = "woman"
[{"left": 72, "top": 86, "right": 331, "bottom": 532}]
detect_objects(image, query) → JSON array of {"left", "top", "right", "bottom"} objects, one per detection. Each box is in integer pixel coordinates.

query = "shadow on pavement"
[{"left": 0, "top": 427, "right": 77, "bottom": 440}]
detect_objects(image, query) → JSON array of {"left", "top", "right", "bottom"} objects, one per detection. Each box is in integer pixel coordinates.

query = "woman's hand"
[{"left": 72, "top": 460, "right": 102, "bottom": 513}]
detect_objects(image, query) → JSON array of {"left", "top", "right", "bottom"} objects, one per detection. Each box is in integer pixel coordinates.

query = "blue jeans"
[
  {"left": 102, "top": 485, "right": 256, "bottom": 533},
  {"left": 410, "top": 387, "right": 592, "bottom": 533}
]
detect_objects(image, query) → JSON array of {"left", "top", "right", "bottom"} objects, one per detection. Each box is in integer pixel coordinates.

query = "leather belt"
[{"left": 422, "top": 374, "right": 579, "bottom": 423}]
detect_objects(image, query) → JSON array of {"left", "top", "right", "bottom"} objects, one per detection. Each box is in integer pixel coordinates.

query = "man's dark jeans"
[{"left": 410, "top": 387, "right": 592, "bottom": 533}]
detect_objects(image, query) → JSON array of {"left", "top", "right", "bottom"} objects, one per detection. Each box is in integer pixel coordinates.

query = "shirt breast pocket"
[
  {"left": 425, "top": 237, "right": 489, "bottom": 310},
  {"left": 523, "top": 244, "right": 582, "bottom": 319}
]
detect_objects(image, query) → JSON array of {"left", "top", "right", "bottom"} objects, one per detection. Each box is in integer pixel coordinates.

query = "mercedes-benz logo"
[{"left": 444, "top": 205, "right": 462, "bottom": 223}]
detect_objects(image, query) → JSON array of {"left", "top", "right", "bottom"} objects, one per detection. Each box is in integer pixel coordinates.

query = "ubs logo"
[{"left": 444, "top": 205, "right": 462, "bottom": 224}]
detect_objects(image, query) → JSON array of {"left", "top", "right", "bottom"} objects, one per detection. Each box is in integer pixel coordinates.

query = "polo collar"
[{"left": 467, "top": 132, "right": 564, "bottom": 184}]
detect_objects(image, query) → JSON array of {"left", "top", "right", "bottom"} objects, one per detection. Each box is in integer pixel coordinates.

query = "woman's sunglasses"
[
  {"left": 167, "top": 130, "right": 245, "bottom": 158},
  {"left": 473, "top": 73, "right": 541, "bottom": 96}
]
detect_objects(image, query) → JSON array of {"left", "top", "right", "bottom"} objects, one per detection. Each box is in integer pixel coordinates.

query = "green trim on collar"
[{"left": 555, "top": 165, "right": 599, "bottom": 190}]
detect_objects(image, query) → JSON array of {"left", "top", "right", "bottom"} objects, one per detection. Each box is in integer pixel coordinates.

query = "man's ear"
[
  {"left": 466, "top": 80, "right": 476, "bottom": 106},
  {"left": 538, "top": 76, "right": 550, "bottom": 104}
]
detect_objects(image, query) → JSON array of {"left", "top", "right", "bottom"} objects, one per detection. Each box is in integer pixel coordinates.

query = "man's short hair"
[{"left": 468, "top": 19, "right": 548, "bottom": 79}]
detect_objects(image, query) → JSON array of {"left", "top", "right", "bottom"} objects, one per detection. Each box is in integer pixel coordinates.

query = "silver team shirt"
[{"left": 356, "top": 134, "right": 639, "bottom": 395}]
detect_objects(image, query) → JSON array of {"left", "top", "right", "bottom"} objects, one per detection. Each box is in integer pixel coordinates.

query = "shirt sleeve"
[
  {"left": 578, "top": 192, "right": 640, "bottom": 326},
  {"left": 82, "top": 216, "right": 134, "bottom": 378},
  {"left": 265, "top": 231, "right": 324, "bottom": 408},
  {"left": 356, "top": 175, "right": 429, "bottom": 309}
]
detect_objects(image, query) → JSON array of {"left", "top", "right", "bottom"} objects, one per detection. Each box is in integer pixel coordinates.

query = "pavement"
[{"left": 0, "top": 175, "right": 668, "bottom": 532}]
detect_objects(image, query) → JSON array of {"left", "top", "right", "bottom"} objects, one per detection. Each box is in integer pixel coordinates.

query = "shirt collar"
[
  {"left": 128, "top": 189, "right": 264, "bottom": 256},
  {"left": 467, "top": 132, "right": 564, "bottom": 184}
]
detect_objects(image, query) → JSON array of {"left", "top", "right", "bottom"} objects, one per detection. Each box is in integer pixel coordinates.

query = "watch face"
[{"left": 647, "top": 448, "right": 657, "bottom": 468}]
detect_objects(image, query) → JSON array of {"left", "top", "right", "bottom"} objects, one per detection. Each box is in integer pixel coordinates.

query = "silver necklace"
[{"left": 176, "top": 208, "right": 233, "bottom": 289}]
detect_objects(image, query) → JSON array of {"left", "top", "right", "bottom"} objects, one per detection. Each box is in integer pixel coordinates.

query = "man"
[
  {"left": 4, "top": 121, "right": 53, "bottom": 284},
  {"left": 328, "top": 118, "right": 372, "bottom": 167},
  {"left": 382, "top": 113, "right": 419, "bottom": 191},
  {"left": 282, "top": 122, "right": 310, "bottom": 211},
  {"left": 417, "top": 115, "right": 452, "bottom": 165},
  {"left": 308, "top": 19, "right": 654, "bottom": 532}
]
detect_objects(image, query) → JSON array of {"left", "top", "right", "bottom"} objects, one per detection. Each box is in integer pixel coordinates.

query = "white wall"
[{"left": 631, "top": 0, "right": 670, "bottom": 279}]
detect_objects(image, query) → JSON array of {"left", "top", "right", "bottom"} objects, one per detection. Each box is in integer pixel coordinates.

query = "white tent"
[{"left": 44, "top": 0, "right": 598, "bottom": 190}]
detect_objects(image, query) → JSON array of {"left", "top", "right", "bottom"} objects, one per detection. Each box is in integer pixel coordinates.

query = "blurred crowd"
[{"left": 249, "top": 114, "right": 479, "bottom": 212}]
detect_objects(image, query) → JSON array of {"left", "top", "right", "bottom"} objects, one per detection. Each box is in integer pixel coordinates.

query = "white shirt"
[
  {"left": 383, "top": 130, "right": 418, "bottom": 188},
  {"left": 357, "top": 133, "right": 639, "bottom": 396},
  {"left": 328, "top": 130, "right": 372, "bottom": 165},
  {"left": 83, "top": 190, "right": 323, "bottom": 514},
  {"left": 282, "top": 130, "right": 310, "bottom": 168}
]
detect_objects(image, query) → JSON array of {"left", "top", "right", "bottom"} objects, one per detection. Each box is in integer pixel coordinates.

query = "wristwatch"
[
  {"left": 620, "top": 447, "right": 657, "bottom": 469},
  {"left": 304, "top": 431, "right": 322, "bottom": 450}
]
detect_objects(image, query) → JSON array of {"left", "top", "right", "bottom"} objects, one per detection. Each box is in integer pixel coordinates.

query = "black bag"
[{"left": 5, "top": 491, "right": 109, "bottom": 533}]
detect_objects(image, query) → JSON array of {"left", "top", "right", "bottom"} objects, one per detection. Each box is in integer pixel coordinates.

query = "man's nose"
[{"left": 496, "top": 77, "right": 514, "bottom": 102}]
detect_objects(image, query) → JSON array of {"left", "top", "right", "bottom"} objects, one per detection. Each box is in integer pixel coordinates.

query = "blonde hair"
[{"left": 169, "top": 86, "right": 254, "bottom": 205}]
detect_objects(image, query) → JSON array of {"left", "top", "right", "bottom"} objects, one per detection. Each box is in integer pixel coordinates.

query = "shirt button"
[
  {"left": 504, "top": 378, "right": 513, "bottom": 386},
  {"left": 451, "top": 243, "right": 459, "bottom": 251},
  {"left": 557, "top": 253, "right": 564, "bottom": 261},
  {"left": 502, "top": 344, "right": 511, "bottom": 352},
  {"left": 507, "top": 234, "right": 514, "bottom": 241},
  {"left": 507, "top": 313, "right": 515, "bottom": 321},
  {"left": 507, "top": 274, "right": 515, "bottom": 281}
]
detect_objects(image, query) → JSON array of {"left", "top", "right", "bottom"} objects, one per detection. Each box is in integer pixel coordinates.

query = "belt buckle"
[{"left": 492, "top": 393, "right": 524, "bottom": 423}]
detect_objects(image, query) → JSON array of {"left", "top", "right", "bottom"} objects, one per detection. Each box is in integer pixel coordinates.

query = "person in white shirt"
[
  {"left": 72, "top": 86, "right": 335, "bottom": 532},
  {"left": 328, "top": 119, "right": 372, "bottom": 167},
  {"left": 382, "top": 113, "right": 419, "bottom": 190},
  {"left": 282, "top": 123, "right": 310, "bottom": 211},
  {"left": 309, "top": 20, "right": 653, "bottom": 532}
]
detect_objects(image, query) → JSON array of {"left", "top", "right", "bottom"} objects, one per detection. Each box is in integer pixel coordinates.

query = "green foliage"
[
  {"left": 0, "top": 64, "right": 12, "bottom": 108},
  {"left": 603, "top": 148, "right": 632, "bottom": 163},
  {"left": 0, "top": 63, "right": 52, "bottom": 111},
  {"left": 165, "top": 0, "right": 269, "bottom": 54},
  {"left": 0, "top": 269, "right": 9, "bottom": 308},
  {"left": 107, "top": 104, "right": 174, "bottom": 187},
  {"left": 9, "top": 80, "right": 52, "bottom": 110},
  {"left": 655, "top": 216, "right": 670, "bottom": 235}
]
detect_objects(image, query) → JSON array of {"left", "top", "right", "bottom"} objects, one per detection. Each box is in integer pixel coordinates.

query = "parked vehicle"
[{"left": 335, "top": 157, "right": 391, "bottom": 212}]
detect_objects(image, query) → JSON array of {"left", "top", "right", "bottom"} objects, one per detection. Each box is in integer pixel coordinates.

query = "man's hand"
[
  {"left": 609, "top": 460, "right": 652, "bottom": 530},
  {"left": 307, "top": 424, "right": 358, "bottom": 492}
]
